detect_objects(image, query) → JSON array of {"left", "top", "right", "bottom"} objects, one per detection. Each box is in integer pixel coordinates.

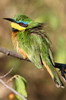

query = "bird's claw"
[{"left": 60, "top": 66, "right": 66, "bottom": 82}]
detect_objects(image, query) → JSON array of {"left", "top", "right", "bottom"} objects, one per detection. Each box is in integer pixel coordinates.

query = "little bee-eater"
[{"left": 4, "top": 14, "right": 64, "bottom": 88}]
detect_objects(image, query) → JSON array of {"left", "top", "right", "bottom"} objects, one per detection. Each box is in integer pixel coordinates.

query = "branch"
[
  {"left": 0, "top": 67, "right": 14, "bottom": 79},
  {"left": 0, "top": 79, "right": 27, "bottom": 100},
  {"left": 0, "top": 47, "right": 66, "bottom": 69},
  {"left": 54, "top": 62, "right": 66, "bottom": 69},
  {"left": 0, "top": 47, "right": 29, "bottom": 61}
]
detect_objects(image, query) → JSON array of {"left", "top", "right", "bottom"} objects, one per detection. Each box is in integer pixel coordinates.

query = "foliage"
[{"left": 14, "top": 75, "right": 27, "bottom": 100}]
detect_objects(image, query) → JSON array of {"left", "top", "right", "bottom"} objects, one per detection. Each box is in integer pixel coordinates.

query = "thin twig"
[
  {"left": 0, "top": 67, "right": 14, "bottom": 79},
  {"left": 0, "top": 79, "right": 27, "bottom": 100}
]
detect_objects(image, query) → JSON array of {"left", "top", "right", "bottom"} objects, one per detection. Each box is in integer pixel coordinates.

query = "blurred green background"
[{"left": 0, "top": 0, "right": 66, "bottom": 100}]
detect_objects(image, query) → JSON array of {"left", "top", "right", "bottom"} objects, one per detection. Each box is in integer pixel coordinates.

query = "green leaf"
[{"left": 14, "top": 75, "right": 27, "bottom": 100}]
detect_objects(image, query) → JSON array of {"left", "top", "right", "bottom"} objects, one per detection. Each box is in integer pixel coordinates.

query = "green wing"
[
  {"left": 30, "top": 32, "right": 64, "bottom": 87},
  {"left": 28, "top": 33, "right": 44, "bottom": 69},
  {"left": 30, "top": 30, "right": 54, "bottom": 66}
]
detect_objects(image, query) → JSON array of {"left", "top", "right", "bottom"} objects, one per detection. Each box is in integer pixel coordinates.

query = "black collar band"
[{"left": 12, "top": 28, "right": 19, "bottom": 32}]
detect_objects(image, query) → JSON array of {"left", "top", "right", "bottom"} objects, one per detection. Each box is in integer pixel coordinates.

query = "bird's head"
[{"left": 4, "top": 14, "right": 32, "bottom": 32}]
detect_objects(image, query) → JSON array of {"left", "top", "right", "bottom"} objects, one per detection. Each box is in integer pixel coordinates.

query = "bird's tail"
[
  {"left": 43, "top": 61, "right": 64, "bottom": 88},
  {"left": 54, "top": 76, "right": 64, "bottom": 88}
]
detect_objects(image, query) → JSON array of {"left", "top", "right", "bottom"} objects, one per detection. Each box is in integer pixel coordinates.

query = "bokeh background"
[{"left": 0, "top": 0, "right": 66, "bottom": 100}]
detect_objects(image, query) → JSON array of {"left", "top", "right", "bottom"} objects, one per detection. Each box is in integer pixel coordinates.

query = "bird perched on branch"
[{"left": 4, "top": 14, "right": 64, "bottom": 88}]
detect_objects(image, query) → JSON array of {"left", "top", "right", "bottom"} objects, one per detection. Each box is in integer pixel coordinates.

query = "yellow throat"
[{"left": 11, "top": 22, "right": 26, "bottom": 31}]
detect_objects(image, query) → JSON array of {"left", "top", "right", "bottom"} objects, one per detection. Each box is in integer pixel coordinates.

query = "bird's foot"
[{"left": 60, "top": 66, "right": 66, "bottom": 83}]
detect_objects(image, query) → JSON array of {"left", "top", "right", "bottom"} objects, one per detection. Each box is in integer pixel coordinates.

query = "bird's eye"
[
  {"left": 19, "top": 23, "right": 24, "bottom": 26},
  {"left": 19, "top": 23, "right": 28, "bottom": 27}
]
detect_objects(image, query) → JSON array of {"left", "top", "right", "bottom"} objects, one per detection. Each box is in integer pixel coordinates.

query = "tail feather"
[
  {"left": 54, "top": 77, "right": 64, "bottom": 88},
  {"left": 43, "top": 61, "right": 64, "bottom": 88}
]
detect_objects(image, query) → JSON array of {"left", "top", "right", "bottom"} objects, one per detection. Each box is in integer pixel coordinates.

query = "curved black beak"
[{"left": 3, "top": 18, "right": 16, "bottom": 23}]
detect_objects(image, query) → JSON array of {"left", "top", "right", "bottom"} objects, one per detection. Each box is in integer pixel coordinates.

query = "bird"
[{"left": 4, "top": 14, "right": 64, "bottom": 88}]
